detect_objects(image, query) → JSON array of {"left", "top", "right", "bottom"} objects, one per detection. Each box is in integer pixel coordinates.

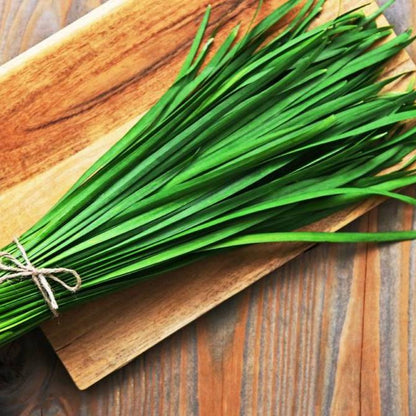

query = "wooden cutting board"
[{"left": 0, "top": 0, "right": 414, "bottom": 390}]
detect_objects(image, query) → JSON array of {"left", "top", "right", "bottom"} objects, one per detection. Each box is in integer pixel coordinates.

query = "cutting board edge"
[{"left": 1, "top": 0, "right": 411, "bottom": 390}]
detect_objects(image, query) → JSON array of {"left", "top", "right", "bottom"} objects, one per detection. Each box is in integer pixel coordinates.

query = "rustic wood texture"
[
  {"left": 38, "top": 0, "right": 415, "bottom": 390},
  {"left": 0, "top": 0, "right": 107, "bottom": 65},
  {"left": 0, "top": 0, "right": 415, "bottom": 414},
  {"left": 0, "top": 0, "right": 412, "bottom": 390}
]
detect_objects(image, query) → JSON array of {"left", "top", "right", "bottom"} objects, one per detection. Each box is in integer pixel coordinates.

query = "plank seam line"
[{"left": 359, "top": 213, "right": 371, "bottom": 416}]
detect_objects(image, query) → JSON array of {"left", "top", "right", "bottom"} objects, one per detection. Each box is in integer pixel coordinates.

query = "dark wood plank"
[
  {"left": 360, "top": 193, "right": 416, "bottom": 415},
  {"left": 0, "top": 219, "right": 368, "bottom": 415},
  {"left": 0, "top": 0, "right": 415, "bottom": 415},
  {"left": 1, "top": 0, "right": 411, "bottom": 389},
  {"left": 0, "top": 0, "right": 107, "bottom": 65},
  {"left": 14, "top": 0, "right": 410, "bottom": 389},
  {"left": 381, "top": 0, "right": 416, "bottom": 57}
]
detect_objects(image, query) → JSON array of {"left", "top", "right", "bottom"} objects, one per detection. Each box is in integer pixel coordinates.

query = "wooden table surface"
[{"left": 0, "top": 0, "right": 416, "bottom": 415}]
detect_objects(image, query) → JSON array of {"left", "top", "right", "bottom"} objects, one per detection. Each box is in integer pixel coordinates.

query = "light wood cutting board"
[{"left": 0, "top": 0, "right": 414, "bottom": 389}]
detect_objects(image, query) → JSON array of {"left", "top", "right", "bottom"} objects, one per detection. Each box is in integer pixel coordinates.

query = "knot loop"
[{"left": 0, "top": 238, "right": 81, "bottom": 316}]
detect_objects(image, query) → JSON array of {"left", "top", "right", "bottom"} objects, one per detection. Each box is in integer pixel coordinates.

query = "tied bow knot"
[{"left": 0, "top": 238, "right": 81, "bottom": 316}]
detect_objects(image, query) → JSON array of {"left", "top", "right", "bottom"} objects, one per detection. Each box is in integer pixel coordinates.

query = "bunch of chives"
[{"left": 1, "top": 0, "right": 416, "bottom": 345}]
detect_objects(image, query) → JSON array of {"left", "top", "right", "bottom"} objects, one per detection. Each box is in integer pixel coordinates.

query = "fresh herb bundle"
[{"left": 1, "top": 0, "right": 416, "bottom": 345}]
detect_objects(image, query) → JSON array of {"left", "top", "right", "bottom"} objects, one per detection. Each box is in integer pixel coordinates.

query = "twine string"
[{"left": 0, "top": 238, "right": 81, "bottom": 316}]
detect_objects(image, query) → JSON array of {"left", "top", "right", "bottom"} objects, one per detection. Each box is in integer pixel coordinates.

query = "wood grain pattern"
[
  {"left": 37, "top": 0, "right": 415, "bottom": 390},
  {"left": 42, "top": 199, "right": 392, "bottom": 390},
  {"left": 0, "top": 0, "right": 107, "bottom": 64},
  {"left": 0, "top": 0, "right": 416, "bottom": 413},
  {"left": 381, "top": 0, "right": 416, "bottom": 58},
  {"left": 0, "top": 219, "right": 386, "bottom": 415}
]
